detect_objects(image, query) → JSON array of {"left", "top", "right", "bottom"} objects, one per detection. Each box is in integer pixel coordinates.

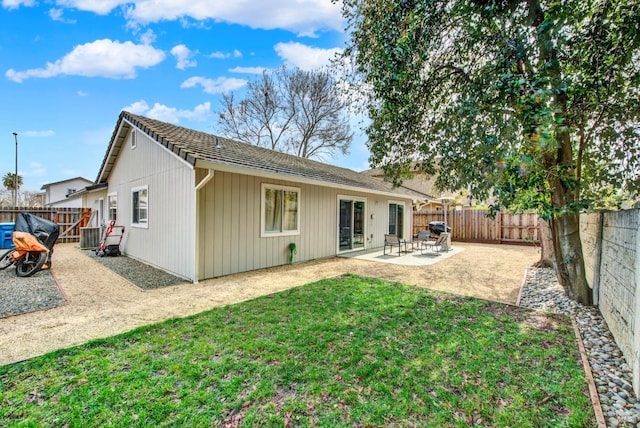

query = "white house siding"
[
  {"left": 107, "top": 129, "right": 196, "bottom": 280},
  {"left": 197, "top": 169, "right": 414, "bottom": 279},
  {"left": 82, "top": 189, "right": 108, "bottom": 227},
  {"left": 45, "top": 178, "right": 93, "bottom": 206}
]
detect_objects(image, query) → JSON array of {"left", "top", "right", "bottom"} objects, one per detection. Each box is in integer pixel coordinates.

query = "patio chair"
[
  {"left": 415, "top": 230, "right": 431, "bottom": 246},
  {"left": 384, "top": 234, "right": 405, "bottom": 256},
  {"left": 421, "top": 232, "right": 450, "bottom": 255}
]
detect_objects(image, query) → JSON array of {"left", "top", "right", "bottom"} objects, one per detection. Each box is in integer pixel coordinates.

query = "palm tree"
[{"left": 2, "top": 172, "right": 23, "bottom": 207}]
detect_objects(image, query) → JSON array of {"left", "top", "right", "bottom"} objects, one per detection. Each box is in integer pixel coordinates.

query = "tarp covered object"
[
  {"left": 11, "top": 231, "right": 49, "bottom": 262},
  {"left": 14, "top": 212, "right": 60, "bottom": 250}
]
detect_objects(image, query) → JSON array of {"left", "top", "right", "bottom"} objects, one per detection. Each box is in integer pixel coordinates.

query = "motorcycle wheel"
[{"left": 16, "top": 252, "right": 47, "bottom": 277}]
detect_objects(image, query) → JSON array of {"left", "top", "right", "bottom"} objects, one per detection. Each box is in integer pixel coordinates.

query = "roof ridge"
[{"left": 94, "top": 111, "right": 428, "bottom": 200}]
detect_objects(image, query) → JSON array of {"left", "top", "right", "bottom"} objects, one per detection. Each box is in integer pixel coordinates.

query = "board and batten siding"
[
  {"left": 107, "top": 128, "right": 196, "bottom": 280},
  {"left": 197, "top": 169, "right": 414, "bottom": 279}
]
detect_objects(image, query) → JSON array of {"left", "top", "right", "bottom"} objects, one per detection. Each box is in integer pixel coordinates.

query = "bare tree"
[{"left": 216, "top": 66, "right": 353, "bottom": 160}]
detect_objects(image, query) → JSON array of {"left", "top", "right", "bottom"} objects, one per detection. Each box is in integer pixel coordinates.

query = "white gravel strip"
[{"left": 519, "top": 267, "right": 639, "bottom": 428}]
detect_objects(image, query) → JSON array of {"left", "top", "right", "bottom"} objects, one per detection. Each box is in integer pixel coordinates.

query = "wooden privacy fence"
[
  {"left": 414, "top": 210, "right": 540, "bottom": 245},
  {"left": 0, "top": 207, "right": 92, "bottom": 243}
]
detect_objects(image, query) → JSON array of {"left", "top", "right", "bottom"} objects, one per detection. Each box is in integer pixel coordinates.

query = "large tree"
[
  {"left": 216, "top": 66, "right": 353, "bottom": 160},
  {"left": 2, "top": 172, "right": 23, "bottom": 207},
  {"left": 339, "top": 0, "right": 640, "bottom": 305}
]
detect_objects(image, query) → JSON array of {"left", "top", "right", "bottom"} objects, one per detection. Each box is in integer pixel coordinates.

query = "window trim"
[
  {"left": 388, "top": 201, "right": 406, "bottom": 239},
  {"left": 131, "top": 129, "right": 137, "bottom": 149},
  {"left": 131, "top": 185, "right": 148, "bottom": 229},
  {"left": 260, "top": 183, "right": 300, "bottom": 238},
  {"left": 337, "top": 194, "right": 367, "bottom": 253},
  {"left": 107, "top": 192, "right": 118, "bottom": 222}
]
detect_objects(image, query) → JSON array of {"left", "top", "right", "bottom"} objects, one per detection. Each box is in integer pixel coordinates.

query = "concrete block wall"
[
  {"left": 580, "top": 213, "right": 601, "bottom": 301},
  {"left": 580, "top": 210, "right": 640, "bottom": 397}
]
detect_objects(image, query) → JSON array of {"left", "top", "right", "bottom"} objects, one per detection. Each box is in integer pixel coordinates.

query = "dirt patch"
[{"left": 0, "top": 242, "right": 538, "bottom": 366}]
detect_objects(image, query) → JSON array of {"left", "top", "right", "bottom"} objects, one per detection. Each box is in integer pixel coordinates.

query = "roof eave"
[{"left": 194, "top": 159, "right": 419, "bottom": 200}]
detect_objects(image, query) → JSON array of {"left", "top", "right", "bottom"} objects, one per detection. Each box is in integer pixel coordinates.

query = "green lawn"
[{"left": 0, "top": 274, "right": 595, "bottom": 427}]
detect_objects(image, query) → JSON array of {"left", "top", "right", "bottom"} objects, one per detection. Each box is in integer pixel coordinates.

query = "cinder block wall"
[{"left": 580, "top": 210, "right": 640, "bottom": 397}]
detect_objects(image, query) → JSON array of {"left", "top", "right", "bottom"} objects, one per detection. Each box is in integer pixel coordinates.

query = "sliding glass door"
[
  {"left": 339, "top": 198, "right": 365, "bottom": 251},
  {"left": 388, "top": 203, "right": 404, "bottom": 238}
]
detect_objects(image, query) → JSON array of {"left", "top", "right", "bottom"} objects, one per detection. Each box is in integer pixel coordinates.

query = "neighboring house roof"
[
  {"left": 97, "top": 111, "right": 428, "bottom": 200},
  {"left": 362, "top": 167, "right": 440, "bottom": 201},
  {"left": 40, "top": 176, "right": 93, "bottom": 190}
]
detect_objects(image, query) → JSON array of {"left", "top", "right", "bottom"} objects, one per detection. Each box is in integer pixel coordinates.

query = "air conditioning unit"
[{"left": 80, "top": 227, "right": 101, "bottom": 249}]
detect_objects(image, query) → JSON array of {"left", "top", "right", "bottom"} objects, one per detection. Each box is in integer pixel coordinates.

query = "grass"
[{"left": 0, "top": 274, "right": 595, "bottom": 427}]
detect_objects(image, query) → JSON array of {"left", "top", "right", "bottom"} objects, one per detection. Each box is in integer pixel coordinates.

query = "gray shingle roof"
[{"left": 97, "top": 111, "right": 427, "bottom": 200}]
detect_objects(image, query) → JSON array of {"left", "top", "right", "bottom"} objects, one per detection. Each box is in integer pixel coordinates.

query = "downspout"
[
  {"left": 196, "top": 169, "right": 214, "bottom": 191},
  {"left": 194, "top": 169, "right": 214, "bottom": 283}
]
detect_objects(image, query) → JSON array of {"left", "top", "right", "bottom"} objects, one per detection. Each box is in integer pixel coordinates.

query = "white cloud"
[
  {"left": 2, "top": 0, "right": 35, "bottom": 9},
  {"left": 148, "top": 102, "right": 212, "bottom": 123},
  {"left": 5, "top": 39, "right": 165, "bottom": 82},
  {"left": 56, "top": 0, "right": 343, "bottom": 36},
  {"left": 171, "top": 44, "right": 197, "bottom": 70},
  {"left": 181, "top": 76, "right": 246, "bottom": 94},
  {"left": 122, "top": 100, "right": 212, "bottom": 123},
  {"left": 139, "top": 29, "right": 156, "bottom": 45},
  {"left": 49, "top": 7, "right": 76, "bottom": 23},
  {"left": 208, "top": 49, "right": 242, "bottom": 59},
  {"left": 141, "top": 1, "right": 340, "bottom": 36},
  {"left": 22, "top": 130, "right": 55, "bottom": 137},
  {"left": 123, "top": 100, "right": 150, "bottom": 114},
  {"left": 228, "top": 66, "right": 268, "bottom": 74},
  {"left": 275, "top": 41, "right": 342, "bottom": 71},
  {"left": 55, "top": 0, "right": 125, "bottom": 15},
  {"left": 22, "top": 162, "right": 47, "bottom": 178},
  {"left": 77, "top": 90, "right": 88, "bottom": 96}
]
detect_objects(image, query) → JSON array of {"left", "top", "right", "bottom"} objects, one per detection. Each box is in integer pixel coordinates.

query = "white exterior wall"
[
  {"left": 197, "top": 170, "right": 413, "bottom": 279},
  {"left": 108, "top": 129, "right": 196, "bottom": 280},
  {"left": 45, "top": 178, "right": 92, "bottom": 206},
  {"left": 580, "top": 210, "right": 640, "bottom": 397},
  {"left": 82, "top": 189, "right": 108, "bottom": 227}
]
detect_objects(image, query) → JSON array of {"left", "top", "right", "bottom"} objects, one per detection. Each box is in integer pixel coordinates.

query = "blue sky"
[{"left": 0, "top": 0, "right": 371, "bottom": 192}]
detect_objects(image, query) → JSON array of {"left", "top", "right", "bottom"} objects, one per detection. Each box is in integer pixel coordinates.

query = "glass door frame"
[
  {"left": 337, "top": 195, "right": 367, "bottom": 253},
  {"left": 388, "top": 201, "right": 406, "bottom": 239}
]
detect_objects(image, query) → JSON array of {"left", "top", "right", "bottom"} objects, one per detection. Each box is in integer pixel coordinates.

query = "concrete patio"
[{"left": 342, "top": 245, "right": 464, "bottom": 266}]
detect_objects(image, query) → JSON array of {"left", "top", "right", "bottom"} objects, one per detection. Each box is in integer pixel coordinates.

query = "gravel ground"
[
  {"left": 85, "top": 250, "right": 185, "bottom": 290},
  {"left": 519, "top": 267, "right": 640, "bottom": 428},
  {"left": 0, "top": 267, "right": 66, "bottom": 318}
]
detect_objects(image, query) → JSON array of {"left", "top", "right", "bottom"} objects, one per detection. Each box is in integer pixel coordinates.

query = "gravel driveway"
[{"left": 0, "top": 242, "right": 537, "bottom": 366}]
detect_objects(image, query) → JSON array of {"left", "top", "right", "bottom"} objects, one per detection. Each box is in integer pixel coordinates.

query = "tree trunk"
[
  {"left": 533, "top": 218, "right": 554, "bottom": 268},
  {"left": 526, "top": 0, "right": 592, "bottom": 306},
  {"left": 549, "top": 213, "right": 593, "bottom": 305}
]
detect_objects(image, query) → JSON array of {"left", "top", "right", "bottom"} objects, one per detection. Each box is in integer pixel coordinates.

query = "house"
[
  {"left": 362, "top": 166, "right": 470, "bottom": 212},
  {"left": 82, "top": 111, "right": 426, "bottom": 282},
  {"left": 41, "top": 177, "right": 94, "bottom": 208}
]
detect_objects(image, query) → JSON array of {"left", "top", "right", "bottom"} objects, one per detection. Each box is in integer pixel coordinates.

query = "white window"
[
  {"left": 107, "top": 193, "right": 117, "bottom": 222},
  {"left": 131, "top": 185, "right": 148, "bottom": 228},
  {"left": 131, "top": 130, "right": 137, "bottom": 149},
  {"left": 261, "top": 183, "right": 300, "bottom": 237}
]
